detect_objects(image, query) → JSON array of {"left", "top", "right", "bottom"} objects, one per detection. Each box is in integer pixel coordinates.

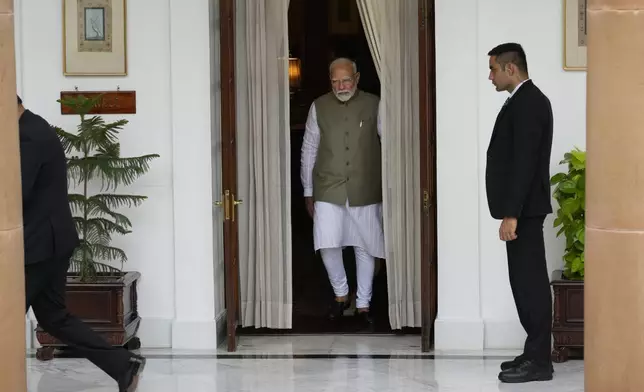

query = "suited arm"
[
  {"left": 19, "top": 139, "right": 45, "bottom": 202},
  {"left": 504, "top": 103, "right": 544, "bottom": 218}
]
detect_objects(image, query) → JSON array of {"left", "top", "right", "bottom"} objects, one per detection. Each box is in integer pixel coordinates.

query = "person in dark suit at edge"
[
  {"left": 485, "top": 43, "right": 555, "bottom": 383},
  {"left": 17, "top": 95, "right": 146, "bottom": 391}
]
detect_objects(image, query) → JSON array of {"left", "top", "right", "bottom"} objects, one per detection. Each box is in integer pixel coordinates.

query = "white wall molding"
[
  {"left": 172, "top": 320, "right": 218, "bottom": 350},
  {"left": 434, "top": 318, "right": 485, "bottom": 351},
  {"left": 484, "top": 319, "right": 526, "bottom": 349}
]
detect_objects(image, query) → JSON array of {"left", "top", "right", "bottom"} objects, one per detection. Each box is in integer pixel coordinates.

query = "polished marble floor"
[{"left": 27, "top": 335, "right": 584, "bottom": 392}]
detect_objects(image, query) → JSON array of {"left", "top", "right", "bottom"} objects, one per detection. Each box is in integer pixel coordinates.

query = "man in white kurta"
[{"left": 300, "top": 58, "right": 385, "bottom": 325}]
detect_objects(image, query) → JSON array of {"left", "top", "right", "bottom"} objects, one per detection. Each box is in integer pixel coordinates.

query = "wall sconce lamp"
[{"left": 288, "top": 57, "right": 302, "bottom": 90}]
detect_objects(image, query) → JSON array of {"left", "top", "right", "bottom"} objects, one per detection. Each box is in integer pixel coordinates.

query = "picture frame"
[
  {"left": 563, "top": 0, "right": 587, "bottom": 71},
  {"left": 63, "top": 0, "right": 127, "bottom": 76}
]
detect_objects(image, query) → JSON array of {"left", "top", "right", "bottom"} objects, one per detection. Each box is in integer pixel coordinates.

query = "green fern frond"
[
  {"left": 84, "top": 196, "right": 134, "bottom": 227},
  {"left": 91, "top": 261, "right": 123, "bottom": 275},
  {"left": 58, "top": 94, "right": 103, "bottom": 116},
  {"left": 73, "top": 217, "right": 86, "bottom": 234},
  {"left": 83, "top": 217, "right": 131, "bottom": 237},
  {"left": 68, "top": 193, "right": 87, "bottom": 214},
  {"left": 92, "top": 194, "right": 147, "bottom": 209},
  {"left": 78, "top": 117, "right": 111, "bottom": 151},
  {"left": 54, "top": 126, "right": 83, "bottom": 155},
  {"left": 78, "top": 117, "right": 128, "bottom": 153},
  {"left": 96, "top": 141, "right": 121, "bottom": 158},
  {"left": 66, "top": 154, "right": 159, "bottom": 190},
  {"left": 94, "top": 155, "right": 160, "bottom": 190},
  {"left": 82, "top": 222, "right": 112, "bottom": 246},
  {"left": 89, "top": 243, "right": 128, "bottom": 263},
  {"left": 70, "top": 241, "right": 127, "bottom": 264}
]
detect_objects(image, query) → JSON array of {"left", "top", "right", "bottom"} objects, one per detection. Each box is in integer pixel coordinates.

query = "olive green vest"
[{"left": 312, "top": 90, "right": 382, "bottom": 207}]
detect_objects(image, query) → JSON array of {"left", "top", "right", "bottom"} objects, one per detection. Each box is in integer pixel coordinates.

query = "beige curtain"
[
  {"left": 358, "top": 0, "right": 422, "bottom": 329},
  {"left": 235, "top": 0, "right": 292, "bottom": 328},
  {"left": 356, "top": 0, "right": 382, "bottom": 77}
]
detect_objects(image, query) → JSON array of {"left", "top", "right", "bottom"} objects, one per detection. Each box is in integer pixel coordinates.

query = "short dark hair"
[
  {"left": 488, "top": 43, "right": 528, "bottom": 74},
  {"left": 17, "top": 95, "right": 22, "bottom": 104}
]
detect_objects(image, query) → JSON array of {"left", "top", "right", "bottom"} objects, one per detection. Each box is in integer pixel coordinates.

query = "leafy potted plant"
[
  {"left": 549, "top": 147, "right": 585, "bottom": 363},
  {"left": 35, "top": 94, "right": 159, "bottom": 360}
]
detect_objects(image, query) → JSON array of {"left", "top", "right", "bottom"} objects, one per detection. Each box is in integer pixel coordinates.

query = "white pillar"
[
  {"left": 433, "top": 0, "right": 484, "bottom": 350},
  {"left": 169, "top": 0, "right": 219, "bottom": 349}
]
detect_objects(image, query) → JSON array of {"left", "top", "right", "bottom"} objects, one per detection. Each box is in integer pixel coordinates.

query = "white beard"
[{"left": 334, "top": 89, "right": 355, "bottom": 102}]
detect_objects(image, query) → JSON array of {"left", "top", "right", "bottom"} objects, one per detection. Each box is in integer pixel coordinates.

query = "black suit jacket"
[
  {"left": 485, "top": 80, "right": 554, "bottom": 220},
  {"left": 19, "top": 110, "right": 79, "bottom": 265}
]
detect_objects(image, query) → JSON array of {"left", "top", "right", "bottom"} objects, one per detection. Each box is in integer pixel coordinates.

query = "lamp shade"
[{"left": 288, "top": 57, "right": 302, "bottom": 89}]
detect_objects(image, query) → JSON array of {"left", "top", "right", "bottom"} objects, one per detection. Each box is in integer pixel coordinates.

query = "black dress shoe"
[
  {"left": 328, "top": 300, "right": 350, "bottom": 320},
  {"left": 498, "top": 360, "right": 553, "bottom": 383},
  {"left": 500, "top": 354, "right": 525, "bottom": 371},
  {"left": 118, "top": 354, "right": 146, "bottom": 392},
  {"left": 501, "top": 355, "right": 554, "bottom": 373},
  {"left": 356, "top": 310, "right": 374, "bottom": 331}
]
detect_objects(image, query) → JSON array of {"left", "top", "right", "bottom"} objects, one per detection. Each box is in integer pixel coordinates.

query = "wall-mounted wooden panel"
[{"left": 60, "top": 90, "right": 136, "bottom": 115}]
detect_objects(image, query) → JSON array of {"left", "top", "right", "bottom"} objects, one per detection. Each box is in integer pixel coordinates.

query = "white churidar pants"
[
  {"left": 313, "top": 200, "right": 383, "bottom": 309},
  {"left": 319, "top": 247, "right": 375, "bottom": 309}
]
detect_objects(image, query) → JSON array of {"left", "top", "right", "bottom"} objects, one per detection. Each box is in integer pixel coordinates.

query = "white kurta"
[{"left": 300, "top": 102, "right": 386, "bottom": 260}]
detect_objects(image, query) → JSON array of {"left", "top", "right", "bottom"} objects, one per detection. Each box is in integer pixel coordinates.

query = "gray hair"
[{"left": 329, "top": 58, "right": 357, "bottom": 74}]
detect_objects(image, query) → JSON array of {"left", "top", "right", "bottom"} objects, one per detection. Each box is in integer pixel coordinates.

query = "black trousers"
[
  {"left": 25, "top": 255, "right": 132, "bottom": 381},
  {"left": 505, "top": 216, "right": 552, "bottom": 365}
]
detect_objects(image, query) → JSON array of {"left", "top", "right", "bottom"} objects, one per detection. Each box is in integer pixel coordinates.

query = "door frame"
[
  {"left": 418, "top": 0, "right": 438, "bottom": 352},
  {"left": 219, "top": 0, "right": 241, "bottom": 352},
  {"left": 219, "top": 0, "right": 438, "bottom": 352}
]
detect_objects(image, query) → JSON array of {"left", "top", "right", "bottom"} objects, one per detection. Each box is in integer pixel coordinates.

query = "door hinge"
[{"left": 420, "top": 0, "right": 428, "bottom": 28}]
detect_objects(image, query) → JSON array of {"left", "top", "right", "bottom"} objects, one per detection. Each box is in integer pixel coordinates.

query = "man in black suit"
[
  {"left": 485, "top": 44, "right": 554, "bottom": 383},
  {"left": 18, "top": 95, "right": 145, "bottom": 391}
]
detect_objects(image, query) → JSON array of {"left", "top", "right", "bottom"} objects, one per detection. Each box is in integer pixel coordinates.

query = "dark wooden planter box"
[
  {"left": 551, "top": 269, "right": 584, "bottom": 363},
  {"left": 35, "top": 271, "right": 141, "bottom": 361}
]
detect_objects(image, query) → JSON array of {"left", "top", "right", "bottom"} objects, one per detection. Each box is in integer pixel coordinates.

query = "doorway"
[
  {"left": 220, "top": 0, "right": 437, "bottom": 350},
  {"left": 286, "top": 0, "right": 391, "bottom": 334}
]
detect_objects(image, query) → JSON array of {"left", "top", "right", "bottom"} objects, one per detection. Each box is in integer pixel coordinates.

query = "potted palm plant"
[
  {"left": 35, "top": 94, "right": 159, "bottom": 360},
  {"left": 549, "top": 147, "right": 585, "bottom": 363}
]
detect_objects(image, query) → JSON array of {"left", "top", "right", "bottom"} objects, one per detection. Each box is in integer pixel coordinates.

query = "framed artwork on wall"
[
  {"left": 563, "top": 0, "right": 587, "bottom": 70},
  {"left": 63, "top": 0, "right": 127, "bottom": 76}
]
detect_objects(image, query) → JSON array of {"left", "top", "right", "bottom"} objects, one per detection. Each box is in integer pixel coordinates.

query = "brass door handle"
[
  {"left": 214, "top": 196, "right": 229, "bottom": 220},
  {"left": 218, "top": 191, "right": 243, "bottom": 221},
  {"left": 232, "top": 195, "right": 243, "bottom": 221}
]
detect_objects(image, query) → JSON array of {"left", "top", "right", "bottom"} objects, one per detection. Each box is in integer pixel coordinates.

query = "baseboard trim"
[
  {"left": 27, "top": 318, "right": 40, "bottom": 349},
  {"left": 172, "top": 319, "right": 218, "bottom": 350},
  {"left": 483, "top": 319, "right": 526, "bottom": 349},
  {"left": 136, "top": 317, "right": 173, "bottom": 348},
  {"left": 434, "top": 317, "right": 485, "bottom": 350},
  {"left": 26, "top": 317, "right": 34, "bottom": 349}
]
